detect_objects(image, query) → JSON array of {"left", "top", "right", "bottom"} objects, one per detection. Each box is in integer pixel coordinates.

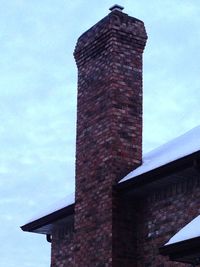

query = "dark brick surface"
[
  {"left": 51, "top": 230, "right": 74, "bottom": 267},
  {"left": 135, "top": 170, "right": 200, "bottom": 267},
  {"left": 73, "top": 9, "right": 147, "bottom": 267},
  {"left": 50, "top": 220, "right": 74, "bottom": 267}
]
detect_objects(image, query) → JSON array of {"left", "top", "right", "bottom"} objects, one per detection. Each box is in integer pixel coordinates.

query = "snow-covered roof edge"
[
  {"left": 22, "top": 125, "right": 200, "bottom": 227},
  {"left": 165, "top": 215, "right": 200, "bottom": 246},
  {"left": 24, "top": 192, "right": 75, "bottom": 225},
  {"left": 120, "top": 125, "right": 200, "bottom": 183}
]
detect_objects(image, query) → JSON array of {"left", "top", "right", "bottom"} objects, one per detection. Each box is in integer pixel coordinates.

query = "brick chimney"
[{"left": 74, "top": 5, "right": 147, "bottom": 266}]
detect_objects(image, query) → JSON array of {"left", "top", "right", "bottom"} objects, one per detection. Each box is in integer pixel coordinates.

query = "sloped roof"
[
  {"left": 21, "top": 194, "right": 74, "bottom": 234},
  {"left": 21, "top": 125, "right": 200, "bottom": 233},
  {"left": 159, "top": 215, "right": 200, "bottom": 265},
  {"left": 165, "top": 215, "right": 200, "bottom": 246},
  {"left": 120, "top": 125, "right": 200, "bottom": 183},
  {"left": 26, "top": 193, "right": 75, "bottom": 224}
]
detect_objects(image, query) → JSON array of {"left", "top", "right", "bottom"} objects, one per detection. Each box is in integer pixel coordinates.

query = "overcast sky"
[{"left": 1, "top": 1, "right": 200, "bottom": 266}]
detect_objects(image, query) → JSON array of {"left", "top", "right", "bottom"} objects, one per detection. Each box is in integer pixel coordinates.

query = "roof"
[
  {"left": 160, "top": 215, "right": 200, "bottom": 265},
  {"left": 21, "top": 194, "right": 74, "bottom": 234},
  {"left": 21, "top": 125, "right": 200, "bottom": 233},
  {"left": 165, "top": 215, "right": 200, "bottom": 246},
  {"left": 120, "top": 125, "right": 200, "bottom": 183}
]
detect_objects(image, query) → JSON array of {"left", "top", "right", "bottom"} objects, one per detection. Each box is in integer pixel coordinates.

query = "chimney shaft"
[{"left": 74, "top": 8, "right": 147, "bottom": 266}]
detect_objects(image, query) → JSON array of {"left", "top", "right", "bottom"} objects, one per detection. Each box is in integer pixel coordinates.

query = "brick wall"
[
  {"left": 135, "top": 167, "right": 200, "bottom": 266},
  {"left": 51, "top": 233, "right": 74, "bottom": 267},
  {"left": 50, "top": 217, "right": 74, "bottom": 267},
  {"left": 74, "top": 8, "right": 147, "bottom": 267},
  {"left": 113, "top": 191, "right": 138, "bottom": 266},
  {"left": 50, "top": 168, "right": 200, "bottom": 267}
]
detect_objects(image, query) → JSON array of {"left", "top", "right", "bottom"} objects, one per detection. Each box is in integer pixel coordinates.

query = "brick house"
[{"left": 21, "top": 5, "right": 200, "bottom": 267}]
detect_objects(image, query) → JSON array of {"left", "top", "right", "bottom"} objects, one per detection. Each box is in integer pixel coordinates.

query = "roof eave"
[
  {"left": 117, "top": 151, "right": 200, "bottom": 193},
  {"left": 159, "top": 236, "right": 200, "bottom": 264},
  {"left": 21, "top": 151, "right": 200, "bottom": 234},
  {"left": 21, "top": 203, "right": 74, "bottom": 234}
]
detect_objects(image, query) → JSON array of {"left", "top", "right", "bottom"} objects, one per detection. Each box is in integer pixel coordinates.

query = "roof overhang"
[
  {"left": 21, "top": 203, "right": 74, "bottom": 235},
  {"left": 21, "top": 151, "right": 200, "bottom": 235},
  {"left": 117, "top": 151, "right": 200, "bottom": 196},
  {"left": 159, "top": 237, "right": 200, "bottom": 265}
]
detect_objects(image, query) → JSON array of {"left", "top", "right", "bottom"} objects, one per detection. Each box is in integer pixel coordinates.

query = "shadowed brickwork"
[{"left": 136, "top": 168, "right": 200, "bottom": 267}]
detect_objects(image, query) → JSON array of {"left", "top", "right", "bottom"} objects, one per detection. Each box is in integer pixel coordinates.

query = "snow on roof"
[
  {"left": 24, "top": 125, "right": 200, "bottom": 224},
  {"left": 120, "top": 125, "right": 200, "bottom": 183},
  {"left": 25, "top": 192, "right": 75, "bottom": 224},
  {"left": 165, "top": 215, "right": 200, "bottom": 245}
]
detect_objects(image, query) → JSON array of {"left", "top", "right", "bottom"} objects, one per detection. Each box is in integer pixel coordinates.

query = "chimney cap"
[{"left": 109, "top": 4, "right": 124, "bottom": 12}]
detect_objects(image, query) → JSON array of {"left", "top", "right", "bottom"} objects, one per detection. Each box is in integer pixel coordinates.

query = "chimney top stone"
[{"left": 109, "top": 4, "right": 124, "bottom": 12}]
